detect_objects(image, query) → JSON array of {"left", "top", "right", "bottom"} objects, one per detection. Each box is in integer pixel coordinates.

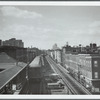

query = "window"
[
  {"left": 94, "top": 88, "right": 100, "bottom": 92},
  {"left": 94, "top": 61, "right": 98, "bottom": 67},
  {"left": 94, "top": 72, "right": 98, "bottom": 78}
]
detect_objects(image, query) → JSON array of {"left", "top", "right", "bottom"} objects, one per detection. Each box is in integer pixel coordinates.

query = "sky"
[{"left": 0, "top": 5, "right": 100, "bottom": 49}]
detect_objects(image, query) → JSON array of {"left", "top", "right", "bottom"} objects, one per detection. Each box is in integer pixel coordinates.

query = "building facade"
[
  {"left": 47, "top": 49, "right": 62, "bottom": 64},
  {"left": 62, "top": 52, "right": 100, "bottom": 93},
  {"left": 3, "top": 38, "right": 24, "bottom": 48},
  {"left": 54, "top": 49, "right": 62, "bottom": 63}
]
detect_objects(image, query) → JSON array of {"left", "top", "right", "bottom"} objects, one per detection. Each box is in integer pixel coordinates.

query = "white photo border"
[{"left": 0, "top": 1, "right": 100, "bottom": 99}]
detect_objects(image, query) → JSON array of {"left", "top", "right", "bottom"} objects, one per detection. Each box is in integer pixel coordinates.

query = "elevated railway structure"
[
  {"left": 28, "top": 55, "right": 49, "bottom": 94},
  {"left": 0, "top": 54, "right": 49, "bottom": 94},
  {"left": 0, "top": 52, "right": 28, "bottom": 94},
  {"left": 46, "top": 55, "right": 92, "bottom": 95},
  {"left": 28, "top": 55, "right": 42, "bottom": 94},
  {"left": 0, "top": 52, "right": 92, "bottom": 95}
]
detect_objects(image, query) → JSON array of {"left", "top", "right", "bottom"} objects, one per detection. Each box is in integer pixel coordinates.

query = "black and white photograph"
[{"left": 0, "top": 2, "right": 100, "bottom": 95}]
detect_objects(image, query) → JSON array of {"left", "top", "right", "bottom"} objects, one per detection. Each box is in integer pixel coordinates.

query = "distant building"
[
  {"left": 3, "top": 38, "right": 24, "bottom": 48},
  {"left": 0, "top": 46, "right": 27, "bottom": 63},
  {"left": 47, "top": 44, "right": 62, "bottom": 64},
  {"left": 52, "top": 43, "right": 59, "bottom": 50},
  {"left": 90, "top": 43, "right": 97, "bottom": 49},
  {"left": 62, "top": 46, "right": 66, "bottom": 53},
  {"left": 54, "top": 49, "right": 62, "bottom": 63},
  {"left": 27, "top": 47, "right": 42, "bottom": 63},
  {"left": 0, "top": 40, "right": 2, "bottom": 46},
  {"left": 62, "top": 44, "right": 72, "bottom": 53},
  {"left": 47, "top": 50, "right": 54, "bottom": 58},
  {"left": 62, "top": 42, "right": 98, "bottom": 54}
]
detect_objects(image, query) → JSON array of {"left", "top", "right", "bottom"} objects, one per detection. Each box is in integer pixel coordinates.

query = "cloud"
[
  {"left": 1, "top": 6, "right": 43, "bottom": 19},
  {"left": 1, "top": 6, "right": 100, "bottom": 49},
  {"left": 1, "top": 23, "right": 52, "bottom": 40},
  {"left": 89, "top": 21, "right": 100, "bottom": 28},
  {"left": 60, "top": 21, "right": 100, "bottom": 46},
  {"left": 88, "top": 21, "right": 100, "bottom": 36},
  {"left": 65, "top": 21, "right": 100, "bottom": 38}
]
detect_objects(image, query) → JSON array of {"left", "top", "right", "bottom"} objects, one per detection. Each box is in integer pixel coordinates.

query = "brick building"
[
  {"left": 62, "top": 52, "right": 100, "bottom": 93},
  {"left": 3, "top": 38, "right": 24, "bottom": 48}
]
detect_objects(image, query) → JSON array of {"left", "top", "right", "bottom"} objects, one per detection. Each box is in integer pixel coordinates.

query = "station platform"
[{"left": 0, "top": 52, "right": 27, "bottom": 92}]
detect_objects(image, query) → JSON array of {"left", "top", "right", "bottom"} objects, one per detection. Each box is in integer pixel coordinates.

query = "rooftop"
[
  {"left": 0, "top": 52, "right": 16, "bottom": 70},
  {"left": 0, "top": 52, "right": 27, "bottom": 90},
  {"left": 29, "top": 56, "right": 41, "bottom": 68},
  {"left": 0, "top": 62, "right": 27, "bottom": 90}
]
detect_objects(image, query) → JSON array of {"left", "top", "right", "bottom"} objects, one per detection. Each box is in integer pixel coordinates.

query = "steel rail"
[
  {"left": 46, "top": 56, "right": 78, "bottom": 94},
  {"left": 57, "top": 64, "right": 92, "bottom": 95},
  {"left": 46, "top": 56, "right": 92, "bottom": 95}
]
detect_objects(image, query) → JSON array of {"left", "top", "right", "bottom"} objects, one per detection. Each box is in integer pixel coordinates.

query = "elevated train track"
[
  {"left": 28, "top": 55, "right": 49, "bottom": 94},
  {"left": 46, "top": 56, "right": 92, "bottom": 95}
]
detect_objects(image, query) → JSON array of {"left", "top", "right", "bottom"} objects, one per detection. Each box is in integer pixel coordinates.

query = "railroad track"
[
  {"left": 46, "top": 56, "right": 78, "bottom": 94},
  {"left": 46, "top": 56, "right": 92, "bottom": 95}
]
